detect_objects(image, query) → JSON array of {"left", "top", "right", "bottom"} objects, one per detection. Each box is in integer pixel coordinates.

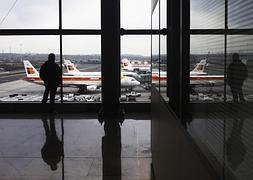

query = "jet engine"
[{"left": 87, "top": 85, "right": 97, "bottom": 91}]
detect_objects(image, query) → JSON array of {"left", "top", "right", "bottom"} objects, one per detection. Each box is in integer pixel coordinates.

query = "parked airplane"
[
  {"left": 63, "top": 59, "right": 141, "bottom": 80},
  {"left": 121, "top": 58, "right": 151, "bottom": 72},
  {"left": 23, "top": 60, "right": 140, "bottom": 92},
  {"left": 152, "top": 59, "right": 224, "bottom": 86}
]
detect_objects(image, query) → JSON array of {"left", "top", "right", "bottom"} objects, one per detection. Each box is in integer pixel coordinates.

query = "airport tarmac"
[
  {"left": 1, "top": 78, "right": 253, "bottom": 102},
  {"left": 0, "top": 63, "right": 253, "bottom": 103},
  {"left": 0, "top": 79, "right": 151, "bottom": 102}
]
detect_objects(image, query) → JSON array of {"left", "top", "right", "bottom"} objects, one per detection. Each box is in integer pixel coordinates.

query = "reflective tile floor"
[{"left": 0, "top": 113, "right": 151, "bottom": 180}]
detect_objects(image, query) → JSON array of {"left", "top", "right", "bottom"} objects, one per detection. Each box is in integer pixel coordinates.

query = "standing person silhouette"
[
  {"left": 227, "top": 53, "right": 248, "bottom": 102},
  {"left": 40, "top": 53, "right": 61, "bottom": 112}
]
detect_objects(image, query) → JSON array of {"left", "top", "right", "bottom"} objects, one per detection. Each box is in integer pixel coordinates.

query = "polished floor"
[{"left": 0, "top": 113, "right": 151, "bottom": 180}]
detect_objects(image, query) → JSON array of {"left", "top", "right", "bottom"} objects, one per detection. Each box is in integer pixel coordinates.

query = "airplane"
[
  {"left": 63, "top": 59, "right": 141, "bottom": 80},
  {"left": 121, "top": 58, "right": 151, "bottom": 72},
  {"left": 152, "top": 59, "right": 224, "bottom": 87},
  {"left": 23, "top": 60, "right": 140, "bottom": 93}
]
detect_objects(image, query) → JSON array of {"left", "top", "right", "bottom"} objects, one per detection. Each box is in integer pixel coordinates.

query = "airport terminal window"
[
  {"left": 0, "top": 0, "right": 58, "bottom": 29},
  {"left": 160, "top": 0, "right": 167, "bottom": 101},
  {"left": 190, "top": 0, "right": 224, "bottom": 29},
  {"left": 228, "top": 0, "right": 253, "bottom": 28},
  {"left": 189, "top": 1, "right": 253, "bottom": 180},
  {"left": 121, "top": 35, "right": 151, "bottom": 102},
  {"left": 120, "top": 0, "right": 154, "bottom": 102},
  {"left": 0, "top": 0, "right": 102, "bottom": 103},
  {"left": 0, "top": 0, "right": 153, "bottom": 104},
  {"left": 62, "top": 0, "right": 100, "bottom": 29},
  {"left": 227, "top": 35, "right": 253, "bottom": 102},
  {"left": 151, "top": 1, "right": 160, "bottom": 92},
  {"left": 151, "top": 0, "right": 168, "bottom": 102},
  {"left": 0, "top": 36, "right": 60, "bottom": 102},
  {"left": 190, "top": 35, "right": 225, "bottom": 103},
  {"left": 160, "top": 35, "right": 167, "bottom": 100},
  {"left": 121, "top": 0, "right": 151, "bottom": 29},
  {"left": 62, "top": 35, "right": 101, "bottom": 102}
]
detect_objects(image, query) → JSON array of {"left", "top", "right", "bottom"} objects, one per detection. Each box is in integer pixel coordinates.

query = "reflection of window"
[
  {"left": 191, "top": 0, "right": 225, "bottom": 29},
  {"left": 228, "top": 0, "right": 253, "bottom": 28}
]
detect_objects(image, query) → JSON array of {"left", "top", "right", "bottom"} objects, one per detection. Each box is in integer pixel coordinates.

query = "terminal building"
[{"left": 0, "top": 0, "right": 252, "bottom": 179}]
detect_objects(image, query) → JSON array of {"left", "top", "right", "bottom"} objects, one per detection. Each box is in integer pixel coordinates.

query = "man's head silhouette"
[
  {"left": 232, "top": 53, "right": 240, "bottom": 62},
  {"left": 48, "top": 53, "right": 55, "bottom": 62}
]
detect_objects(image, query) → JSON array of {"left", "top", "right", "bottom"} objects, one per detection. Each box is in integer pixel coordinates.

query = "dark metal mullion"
[
  {"left": 223, "top": 1, "right": 228, "bottom": 180},
  {"left": 0, "top": 29, "right": 163, "bottom": 36},
  {"left": 151, "top": 7, "right": 153, "bottom": 95},
  {"left": 224, "top": 0, "right": 228, "bottom": 103},
  {"left": 59, "top": 1, "right": 64, "bottom": 180},
  {"left": 121, "top": 29, "right": 158, "bottom": 35},
  {"left": 59, "top": 0, "right": 63, "bottom": 104},
  {"left": 61, "top": 116, "right": 65, "bottom": 180},
  {"left": 2, "top": 28, "right": 253, "bottom": 36},
  {"left": 158, "top": 0, "right": 161, "bottom": 93},
  {"left": 0, "top": 29, "right": 101, "bottom": 35},
  {"left": 191, "top": 29, "right": 253, "bottom": 35}
]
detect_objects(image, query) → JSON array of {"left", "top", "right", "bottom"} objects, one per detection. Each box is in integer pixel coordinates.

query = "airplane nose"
[{"left": 136, "top": 81, "right": 141, "bottom": 86}]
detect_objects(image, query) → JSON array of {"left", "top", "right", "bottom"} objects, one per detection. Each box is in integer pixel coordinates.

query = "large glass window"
[
  {"left": 62, "top": 0, "right": 100, "bottom": 29},
  {"left": 62, "top": 35, "right": 101, "bottom": 102},
  {"left": 160, "top": 0, "right": 167, "bottom": 101},
  {"left": 0, "top": 0, "right": 58, "bottom": 29},
  {"left": 151, "top": 0, "right": 160, "bottom": 92},
  {"left": 0, "top": 36, "right": 59, "bottom": 102},
  {"left": 151, "top": 0, "right": 168, "bottom": 101},
  {"left": 228, "top": 0, "right": 253, "bottom": 28},
  {"left": 121, "top": 35, "right": 151, "bottom": 102},
  {"left": 120, "top": 1, "right": 152, "bottom": 102},
  {"left": 227, "top": 35, "right": 253, "bottom": 102},
  {"left": 0, "top": 0, "right": 152, "bottom": 104},
  {"left": 121, "top": 0, "right": 151, "bottom": 29},
  {"left": 189, "top": 1, "right": 253, "bottom": 180},
  {"left": 0, "top": 0, "right": 101, "bottom": 103},
  {"left": 190, "top": 0, "right": 224, "bottom": 29},
  {"left": 190, "top": 35, "right": 224, "bottom": 103}
]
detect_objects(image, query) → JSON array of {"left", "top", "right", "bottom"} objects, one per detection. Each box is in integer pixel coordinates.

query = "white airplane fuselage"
[
  {"left": 152, "top": 70, "right": 224, "bottom": 86},
  {"left": 23, "top": 60, "right": 140, "bottom": 91}
]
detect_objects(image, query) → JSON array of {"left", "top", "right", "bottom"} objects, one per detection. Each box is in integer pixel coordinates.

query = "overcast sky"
[
  {"left": 0, "top": 0, "right": 253, "bottom": 55},
  {"left": 0, "top": 0, "right": 151, "bottom": 56}
]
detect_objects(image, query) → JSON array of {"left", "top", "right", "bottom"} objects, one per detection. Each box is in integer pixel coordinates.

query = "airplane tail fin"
[
  {"left": 23, "top": 60, "right": 40, "bottom": 78},
  {"left": 64, "top": 59, "right": 80, "bottom": 73},
  {"left": 122, "top": 58, "right": 132, "bottom": 69},
  {"left": 192, "top": 59, "right": 207, "bottom": 73}
]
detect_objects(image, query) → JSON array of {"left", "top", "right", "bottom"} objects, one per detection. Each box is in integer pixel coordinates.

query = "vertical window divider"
[
  {"left": 59, "top": 0, "right": 63, "bottom": 104},
  {"left": 223, "top": 1, "right": 228, "bottom": 180}
]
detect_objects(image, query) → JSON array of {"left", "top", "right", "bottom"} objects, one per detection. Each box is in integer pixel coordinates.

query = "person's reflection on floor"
[
  {"left": 102, "top": 119, "right": 122, "bottom": 180},
  {"left": 41, "top": 114, "right": 63, "bottom": 171},
  {"left": 226, "top": 117, "right": 246, "bottom": 170}
]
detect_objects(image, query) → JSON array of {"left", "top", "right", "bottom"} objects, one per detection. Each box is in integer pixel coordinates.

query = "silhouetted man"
[
  {"left": 40, "top": 53, "right": 61, "bottom": 111},
  {"left": 41, "top": 114, "right": 63, "bottom": 171},
  {"left": 227, "top": 53, "right": 248, "bottom": 102}
]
